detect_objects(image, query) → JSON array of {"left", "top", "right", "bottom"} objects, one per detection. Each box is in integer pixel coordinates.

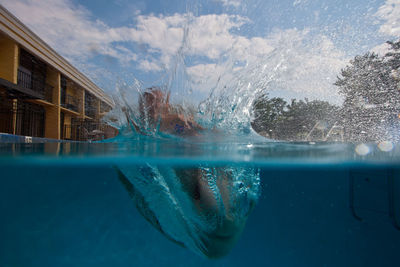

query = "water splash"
[
  {"left": 117, "top": 163, "right": 260, "bottom": 258},
  {"left": 106, "top": 13, "right": 265, "bottom": 257},
  {"left": 108, "top": 34, "right": 305, "bottom": 139}
]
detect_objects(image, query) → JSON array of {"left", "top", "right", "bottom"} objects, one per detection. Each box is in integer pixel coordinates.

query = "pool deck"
[{"left": 0, "top": 133, "right": 75, "bottom": 143}]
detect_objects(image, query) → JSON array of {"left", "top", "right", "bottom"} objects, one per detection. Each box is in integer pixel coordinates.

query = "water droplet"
[
  {"left": 355, "top": 143, "right": 370, "bottom": 156},
  {"left": 377, "top": 141, "right": 394, "bottom": 152}
]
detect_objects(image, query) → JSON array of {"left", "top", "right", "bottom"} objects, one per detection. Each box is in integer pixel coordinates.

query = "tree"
[
  {"left": 252, "top": 95, "right": 339, "bottom": 141},
  {"left": 335, "top": 40, "right": 400, "bottom": 141},
  {"left": 275, "top": 99, "right": 339, "bottom": 141},
  {"left": 386, "top": 40, "right": 400, "bottom": 72},
  {"left": 252, "top": 94, "right": 286, "bottom": 138}
]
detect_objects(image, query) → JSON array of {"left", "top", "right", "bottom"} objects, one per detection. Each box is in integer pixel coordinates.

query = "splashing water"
[
  {"left": 117, "top": 163, "right": 260, "bottom": 258},
  {"left": 101, "top": 11, "right": 285, "bottom": 258},
  {"left": 110, "top": 30, "right": 304, "bottom": 138}
]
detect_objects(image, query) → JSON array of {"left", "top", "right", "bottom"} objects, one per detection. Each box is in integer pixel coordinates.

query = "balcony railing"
[
  {"left": 17, "top": 67, "right": 32, "bottom": 89},
  {"left": 17, "top": 68, "right": 53, "bottom": 103},
  {"left": 100, "top": 101, "right": 111, "bottom": 113},
  {"left": 85, "top": 107, "right": 97, "bottom": 118},
  {"left": 61, "top": 94, "right": 80, "bottom": 113},
  {"left": 85, "top": 92, "right": 97, "bottom": 118}
]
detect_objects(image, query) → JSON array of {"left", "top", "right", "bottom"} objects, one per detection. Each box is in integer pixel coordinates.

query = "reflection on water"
[{"left": 1, "top": 140, "right": 400, "bottom": 165}]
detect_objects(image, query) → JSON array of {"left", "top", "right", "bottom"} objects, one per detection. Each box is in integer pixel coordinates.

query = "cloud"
[
  {"left": 138, "top": 59, "right": 162, "bottom": 72},
  {"left": 131, "top": 15, "right": 346, "bottom": 101},
  {"left": 109, "top": 13, "right": 252, "bottom": 69},
  {"left": 264, "top": 31, "right": 347, "bottom": 101},
  {"left": 216, "top": 0, "right": 241, "bottom": 8},
  {"left": 371, "top": 42, "right": 392, "bottom": 56},
  {"left": 1, "top": 1, "right": 247, "bottom": 70},
  {"left": 187, "top": 14, "right": 250, "bottom": 59},
  {"left": 118, "top": 13, "right": 272, "bottom": 71},
  {"left": 1, "top": 0, "right": 136, "bottom": 64},
  {"left": 187, "top": 63, "right": 230, "bottom": 93},
  {"left": 375, "top": 0, "right": 400, "bottom": 37},
  {"left": 0, "top": 0, "right": 282, "bottom": 72},
  {"left": 186, "top": 28, "right": 347, "bottom": 102},
  {"left": 293, "top": 0, "right": 309, "bottom": 7}
]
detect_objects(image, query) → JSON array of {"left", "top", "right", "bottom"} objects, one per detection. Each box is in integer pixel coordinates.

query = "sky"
[{"left": 1, "top": 0, "right": 399, "bottom": 104}]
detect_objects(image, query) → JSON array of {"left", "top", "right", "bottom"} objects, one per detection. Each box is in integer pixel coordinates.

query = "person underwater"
[{"left": 117, "top": 87, "right": 261, "bottom": 258}]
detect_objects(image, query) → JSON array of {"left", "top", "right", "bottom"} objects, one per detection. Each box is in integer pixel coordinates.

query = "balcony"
[
  {"left": 85, "top": 106, "right": 97, "bottom": 119},
  {"left": 84, "top": 91, "right": 97, "bottom": 118},
  {"left": 100, "top": 101, "right": 112, "bottom": 115},
  {"left": 17, "top": 67, "right": 53, "bottom": 103},
  {"left": 61, "top": 94, "right": 80, "bottom": 113}
]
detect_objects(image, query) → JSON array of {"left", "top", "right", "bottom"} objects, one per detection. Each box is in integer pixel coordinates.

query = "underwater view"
[
  {"left": 1, "top": 0, "right": 400, "bottom": 266},
  {"left": 1, "top": 141, "right": 400, "bottom": 266}
]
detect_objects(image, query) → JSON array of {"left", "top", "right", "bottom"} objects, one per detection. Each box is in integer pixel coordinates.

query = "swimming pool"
[
  {"left": 1, "top": 140, "right": 399, "bottom": 266},
  {"left": 1, "top": 0, "right": 399, "bottom": 265}
]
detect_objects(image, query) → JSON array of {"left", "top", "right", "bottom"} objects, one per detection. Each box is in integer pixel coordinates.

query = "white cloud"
[
  {"left": 187, "top": 63, "right": 230, "bottom": 93},
  {"left": 216, "top": 0, "right": 241, "bottom": 8},
  {"left": 0, "top": 0, "right": 186, "bottom": 69},
  {"left": 191, "top": 29, "right": 347, "bottom": 102},
  {"left": 259, "top": 29, "right": 347, "bottom": 101},
  {"left": 107, "top": 13, "right": 253, "bottom": 69},
  {"left": 375, "top": 0, "right": 400, "bottom": 37},
  {"left": 138, "top": 59, "right": 162, "bottom": 72},
  {"left": 371, "top": 42, "right": 392, "bottom": 55},
  {"left": 1, "top": 0, "right": 134, "bottom": 64},
  {"left": 0, "top": 0, "right": 281, "bottom": 72},
  {"left": 187, "top": 14, "right": 250, "bottom": 59},
  {"left": 293, "top": 0, "right": 309, "bottom": 6},
  {"left": 1, "top": 1, "right": 245, "bottom": 70}
]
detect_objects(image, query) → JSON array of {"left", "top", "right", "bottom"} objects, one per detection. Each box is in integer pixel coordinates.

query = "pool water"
[{"left": 0, "top": 141, "right": 400, "bottom": 266}]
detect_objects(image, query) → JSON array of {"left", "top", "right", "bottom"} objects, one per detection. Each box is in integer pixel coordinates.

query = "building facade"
[{"left": 0, "top": 5, "right": 117, "bottom": 141}]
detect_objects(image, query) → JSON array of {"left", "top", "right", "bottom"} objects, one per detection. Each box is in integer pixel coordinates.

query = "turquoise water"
[{"left": 1, "top": 139, "right": 400, "bottom": 266}]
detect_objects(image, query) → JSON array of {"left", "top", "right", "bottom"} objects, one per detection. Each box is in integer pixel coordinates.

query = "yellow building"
[{"left": 0, "top": 5, "right": 117, "bottom": 141}]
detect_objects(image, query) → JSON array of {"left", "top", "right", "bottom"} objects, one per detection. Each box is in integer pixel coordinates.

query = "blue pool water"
[{"left": 1, "top": 140, "right": 400, "bottom": 267}]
